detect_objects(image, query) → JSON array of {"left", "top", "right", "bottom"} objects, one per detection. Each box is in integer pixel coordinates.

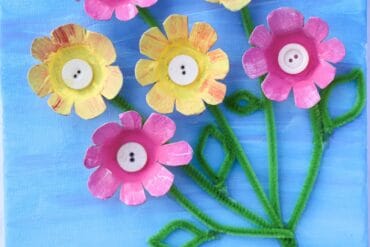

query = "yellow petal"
[
  {"left": 51, "top": 24, "right": 86, "bottom": 45},
  {"left": 85, "top": 31, "right": 117, "bottom": 65},
  {"left": 28, "top": 64, "right": 52, "bottom": 97},
  {"left": 101, "top": 66, "right": 123, "bottom": 100},
  {"left": 221, "top": 0, "right": 251, "bottom": 11},
  {"left": 176, "top": 96, "right": 206, "bottom": 116},
  {"left": 189, "top": 22, "right": 217, "bottom": 53},
  {"left": 163, "top": 14, "right": 189, "bottom": 41},
  {"left": 31, "top": 37, "right": 59, "bottom": 62},
  {"left": 200, "top": 78, "right": 226, "bottom": 105},
  {"left": 47, "top": 93, "right": 73, "bottom": 115},
  {"left": 207, "top": 48, "right": 230, "bottom": 80},
  {"left": 75, "top": 95, "right": 106, "bottom": 119},
  {"left": 146, "top": 83, "right": 175, "bottom": 114},
  {"left": 135, "top": 59, "right": 159, "bottom": 86},
  {"left": 139, "top": 27, "right": 168, "bottom": 60},
  {"left": 206, "top": 0, "right": 219, "bottom": 3}
]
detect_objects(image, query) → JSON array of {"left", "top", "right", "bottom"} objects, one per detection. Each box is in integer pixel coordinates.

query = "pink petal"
[
  {"left": 318, "top": 38, "right": 346, "bottom": 63},
  {"left": 119, "top": 111, "right": 142, "bottom": 130},
  {"left": 250, "top": 25, "right": 272, "bottom": 48},
  {"left": 313, "top": 61, "right": 336, "bottom": 89},
  {"left": 293, "top": 83, "right": 321, "bottom": 109},
  {"left": 88, "top": 167, "right": 121, "bottom": 199},
  {"left": 115, "top": 3, "right": 138, "bottom": 21},
  {"left": 268, "top": 8, "right": 304, "bottom": 35},
  {"left": 261, "top": 74, "right": 292, "bottom": 101},
  {"left": 142, "top": 163, "right": 174, "bottom": 197},
  {"left": 303, "top": 17, "right": 329, "bottom": 42},
  {"left": 132, "top": 0, "right": 158, "bottom": 7},
  {"left": 143, "top": 113, "right": 176, "bottom": 145},
  {"left": 92, "top": 123, "right": 122, "bottom": 145},
  {"left": 84, "top": 0, "right": 114, "bottom": 20},
  {"left": 84, "top": 146, "right": 102, "bottom": 169},
  {"left": 120, "top": 182, "right": 146, "bottom": 206},
  {"left": 242, "top": 48, "right": 268, "bottom": 79},
  {"left": 157, "top": 141, "right": 193, "bottom": 166}
]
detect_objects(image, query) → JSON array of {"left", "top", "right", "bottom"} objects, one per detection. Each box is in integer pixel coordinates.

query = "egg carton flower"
[
  {"left": 85, "top": 0, "right": 158, "bottom": 21},
  {"left": 84, "top": 111, "right": 193, "bottom": 205},
  {"left": 242, "top": 8, "right": 345, "bottom": 108},
  {"left": 28, "top": 24, "right": 123, "bottom": 119},
  {"left": 135, "top": 14, "right": 230, "bottom": 116},
  {"left": 207, "top": 0, "right": 251, "bottom": 11}
]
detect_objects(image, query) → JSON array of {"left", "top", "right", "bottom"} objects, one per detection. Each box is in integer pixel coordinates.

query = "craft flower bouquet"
[{"left": 25, "top": 0, "right": 366, "bottom": 246}]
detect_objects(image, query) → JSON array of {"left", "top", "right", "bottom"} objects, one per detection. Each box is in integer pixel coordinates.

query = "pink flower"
[
  {"left": 84, "top": 0, "right": 158, "bottom": 21},
  {"left": 242, "top": 8, "right": 345, "bottom": 108},
  {"left": 84, "top": 111, "right": 193, "bottom": 206}
]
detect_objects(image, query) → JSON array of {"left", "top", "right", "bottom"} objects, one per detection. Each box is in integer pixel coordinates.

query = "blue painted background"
[{"left": 1, "top": 0, "right": 367, "bottom": 246}]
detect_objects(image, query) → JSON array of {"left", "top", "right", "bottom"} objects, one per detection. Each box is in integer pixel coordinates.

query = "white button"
[
  {"left": 168, "top": 55, "right": 199, "bottom": 86},
  {"left": 278, "top": 43, "right": 309, "bottom": 75},
  {"left": 116, "top": 142, "right": 148, "bottom": 173},
  {"left": 61, "top": 59, "right": 93, "bottom": 90}
]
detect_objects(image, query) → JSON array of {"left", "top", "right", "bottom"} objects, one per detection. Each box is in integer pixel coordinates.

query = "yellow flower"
[
  {"left": 28, "top": 24, "right": 123, "bottom": 119},
  {"left": 135, "top": 14, "right": 229, "bottom": 116},
  {"left": 207, "top": 0, "right": 251, "bottom": 11}
]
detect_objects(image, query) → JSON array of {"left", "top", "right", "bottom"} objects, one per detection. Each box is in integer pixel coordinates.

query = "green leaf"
[
  {"left": 196, "top": 125, "right": 235, "bottom": 187},
  {"left": 224, "top": 90, "right": 264, "bottom": 116},
  {"left": 319, "top": 69, "right": 366, "bottom": 137},
  {"left": 149, "top": 220, "right": 217, "bottom": 247}
]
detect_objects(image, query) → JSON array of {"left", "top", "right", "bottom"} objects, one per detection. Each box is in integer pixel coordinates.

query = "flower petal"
[
  {"left": 115, "top": 3, "right": 138, "bottom": 21},
  {"left": 242, "top": 47, "right": 268, "bottom": 79},
  {"left": 207, "top": 49, "right": 229, "bottom": 80},
  {"left": 132, "top": 0, "right": 158, "bottom": 8},
  {"left": 93, "top": 122, "right": 122, "bottom": 145},
  {"left": 163, "top": 14, "right": 189, "bottom": 41},
  {"left": 142, "top": 163, "right": 174, "bottom": 197},
  {"left": 120, "top": 182, "right": 146, "bottom": 206},
  {"left": 200, "top": 78, "right": 226, "bottom": 105},
  {"left": 312, "top": 61, "right": 336, "bottom": 89},
  {"left": 119, "top": 111, "right": 142, "bottom": 130},
  {"left": 143, "top": 112, "right": 176, "bottom": 144},
  {"left": 261, "top": 74, "right": 292, "bottom": 102},
  {"left": 88, "top": 167, "right": 121, "bottom": 199},
  {"left": 139, "top": 27, "right": 168, "bottom": 60},
  {"left": 146, "top": 83, "right": 175, "bottom": 114},
  {"left": 318, "top": 38, "right": 346, "bottom": 63},
  {"left": 84, "top": 0, "right": 114, "bottom": 20},
  {"left": 28, "top": 64, "right": 52, "bottom": 97},
  {"left": 250, "top": 25, "right": 272, "bottom": 48},
  {"left": 135, "top": 59, "right": 159, "bottom": 86},
  {"left": 85, "top": 32, "right": 117, "bottom": 65},
  {"left": 84, "top": 145, "right": 102, "bottom": 168},
  {"left": 51, "top": 24, "right": 86, "bottom": 45},
  {"left": 47, "top": 93, "right": 73, "bottom": 115},
  {"left": 303, "top": 17, "right": 329, "bottom": 42},
  {"left": 221, "top": 0, "right": 251, "bottom": 11},
  {"left": 293, "top": 83, "right": 320, "bottom": 109},
  {"left": 101, "top": 66, "right": 123, "bottom": 100},
  {"left": 176, "top": 96, "right": 206, "bottom": 116},
  {"left": 267, "top": 8, "right": 304, "bottom": 35},
  {"left": 31, "top": 37, "right": 58, "bottom": 62},
  {"left": 75, "top": 95, "right": 107, "bottom": 120},
  {"left": 189, "top": 22, "right": 217, "bottom": 53},
  {"left": 158, "top": 141, "right": 193, "bottom": 166}
]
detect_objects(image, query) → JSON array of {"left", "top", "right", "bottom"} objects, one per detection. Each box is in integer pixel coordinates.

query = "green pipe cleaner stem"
[
  {"left": 138, "top": 7, "right": 159, "bottom": 28},
  {"left": 208, "top": 105, "right": 282, "bottom": 227},
  {"left": 241, "top": 6, "right": 282, "bottom": 218},
  {"left": 169, "top": 186, "right": 294, "bottom": 239}
]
